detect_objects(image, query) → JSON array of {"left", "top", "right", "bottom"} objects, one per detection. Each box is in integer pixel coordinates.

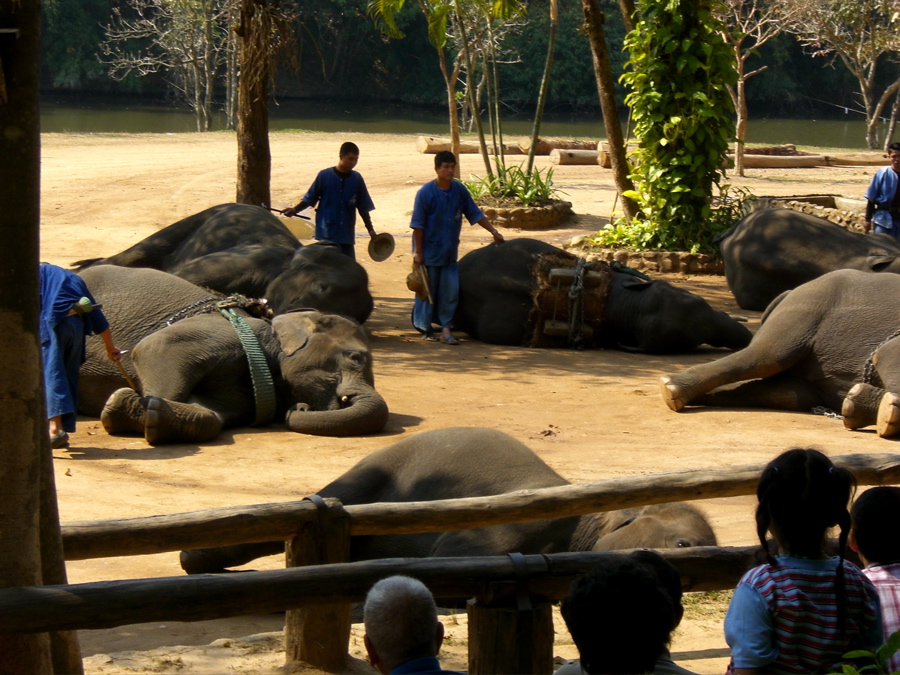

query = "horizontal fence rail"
[
  {"left": 61, "top": 453, "right": 900, "bottom": 560},
  {"left": 0, "top": 546, "right": 764, "bottom": 634}
]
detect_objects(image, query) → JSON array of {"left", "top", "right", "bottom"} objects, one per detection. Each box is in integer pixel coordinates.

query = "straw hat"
[
  {"left": 406, "top": 264, "right": 431, "bottom": 302},
  {"left": 368, "top": 232, "right": 395, "bottom": 262}
]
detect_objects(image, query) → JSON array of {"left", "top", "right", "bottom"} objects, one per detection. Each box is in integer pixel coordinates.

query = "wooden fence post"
[
  {"left": 467, "top": 553, "right": 555, "bottom": 674},
  {"left": 284, "top": 495, "right": 351, "bottom": 671}
]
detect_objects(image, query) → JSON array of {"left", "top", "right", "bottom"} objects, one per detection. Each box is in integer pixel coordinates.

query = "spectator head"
[
  {"left": 363, "top": 575, "right": 444, "bottom": 674},
  {"left": 434, "top": 150, "right": 456, "bottom": 169},
  {"left": 561, "top": 554, "right": 675, "bottom": 675},
  {"left": 629, "top": 549, "right": 685, "bottom": 630},
  {"left": 851, "top": 486, "right": 900, "bottom": 566}
]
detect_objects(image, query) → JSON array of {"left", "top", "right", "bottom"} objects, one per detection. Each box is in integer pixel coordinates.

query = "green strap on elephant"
[{"left": 217, "top": 302, "right": 277, "bottom": 426}]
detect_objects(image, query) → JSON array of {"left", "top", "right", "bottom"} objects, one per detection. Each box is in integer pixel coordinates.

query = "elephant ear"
[
  {"left": 619, "top": 276, "right": 655, "bottom": 291},
  {"left": 271, "top": 312, "right": 315, "bottom": 356},
  {"left": 868, "top": 250, "right": 897, "bottom": 271}
]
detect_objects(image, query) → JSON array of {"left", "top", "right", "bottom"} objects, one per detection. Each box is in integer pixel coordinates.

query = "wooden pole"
[
  {"left": 284, "top": 496, "right": 352, "bottom": 671},
  {"left": 468, "top": 598, "right": 554, "bottom": 674},
  {"left": 60, "top": 453, "right": 900, "bottom": 560},
  {"left": 0, "top": 546, "right": 773, "bottom": 634}
]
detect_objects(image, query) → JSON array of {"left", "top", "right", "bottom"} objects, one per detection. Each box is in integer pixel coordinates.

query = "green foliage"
[
  {"left": 590, "top": 185, "right": 755, "bottom": 253},
  {"left": 833, "top": 628, "right": 900, "bottom": 674},
  {"left": 464, "top": 164, "right": 561, "bottom": 207},
  {"left": 616, "top": 0, "right": 737, "bottom": 252}
]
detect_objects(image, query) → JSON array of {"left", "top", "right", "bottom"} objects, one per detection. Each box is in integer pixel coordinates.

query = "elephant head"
[
  {"left": 265, "top": 244, "right": 374, "bottom": 323},
  {"left": 591, "top": 503, "right": 718, "bottom": 551},
  {"left": 272, "top": 311, "right": 389, "bottom": 437}
]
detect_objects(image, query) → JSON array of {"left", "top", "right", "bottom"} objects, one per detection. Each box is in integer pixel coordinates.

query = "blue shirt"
[
  {"left": 302, "top": 167, "right": 375, "bottom": 245},
  {"left": 864, "top": 166, "right": 899, "bottom": 230},
  {"left": 390, "top": 656, "right": 462, "bottom": 674},
  {"left": 39, "top": 263, "right": 109, "bottom": 343},
  {"left": 410, "top": 179, "right": 485, "bottom": 266}
]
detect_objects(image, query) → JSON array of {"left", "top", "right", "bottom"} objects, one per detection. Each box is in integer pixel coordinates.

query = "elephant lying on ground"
[
  {"left": 454, "top": 238, "right": 751, "bottom": 353},
  {"left": 660, "top": 269, "right": 900, "bottom": 437},
  {"left": 75, "top": 203, "right": 373, "bottom": 323},
  {"left": 79, "top": 265, "right": 388, "bottom": 443},
  {"left": 717, "top": 208, "right": 900, "bottom": 311},
  {"left": 179, "top": 427, "right": 717, "bottom": 574}
]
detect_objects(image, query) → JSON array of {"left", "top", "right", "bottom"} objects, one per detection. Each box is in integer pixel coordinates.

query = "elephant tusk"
[{"left": 727, "top": 313, "right": 749, "bottom": 322}]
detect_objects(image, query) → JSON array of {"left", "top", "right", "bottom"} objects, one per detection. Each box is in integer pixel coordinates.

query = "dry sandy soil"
[{"left": 39, "top": 131, "right": 886, "bottom": 674}]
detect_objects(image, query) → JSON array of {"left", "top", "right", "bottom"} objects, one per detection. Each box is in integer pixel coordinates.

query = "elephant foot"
[
  {"left": 877, "top": 392, "right": 900, "bottom": 438},
  {"left": 660, "top": 375, "right": 688, "bottom": 412},
  {"left": 144, "top": 396, "right": 224, "bottom": 445},
  {"left": 100, "top": 388, "right": 148, "bottom": 435},
  {"left": 842, "top": 384, "right": 879, "bottom": 430},
  {"left": 179, "top": 541, "right": 284, "bottom": 575}
]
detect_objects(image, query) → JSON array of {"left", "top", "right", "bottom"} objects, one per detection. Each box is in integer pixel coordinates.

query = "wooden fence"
[{"left": 3, "top": 452, "right": 900, "bottom": 673}]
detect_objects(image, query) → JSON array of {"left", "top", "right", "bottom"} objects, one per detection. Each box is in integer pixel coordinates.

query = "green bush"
[
  {"left": 610, "top": 0, "right": 737, "bottom": 253},
  {"left": 465, "top": 164, "right": 562, "bottom": 208}
]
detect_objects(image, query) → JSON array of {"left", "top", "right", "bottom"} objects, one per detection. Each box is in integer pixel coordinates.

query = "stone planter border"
[{"left": 481, "top": 200, "right": 575, "bottom": 231}]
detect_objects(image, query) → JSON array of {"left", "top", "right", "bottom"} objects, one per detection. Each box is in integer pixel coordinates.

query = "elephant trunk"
[
  {"left": 706, "top": 311, "right": 753, "bottom": 350},
  {"left": 285, "top": 383, "right": 389, "bottom": 437}
]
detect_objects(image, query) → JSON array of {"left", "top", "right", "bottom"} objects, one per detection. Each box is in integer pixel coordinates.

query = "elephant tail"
[{"left": 71, "top": 257, "right": 104, "bottom": 272}]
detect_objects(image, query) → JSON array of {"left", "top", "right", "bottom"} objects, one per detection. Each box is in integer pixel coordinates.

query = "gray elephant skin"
[
  {"left": 455, "top": 238, "right": 751, "bottom": 353},
  {"left": 717, "top": 208, "right": 900, "bottom": 311},
  {"left": 661, "top": 268, "right": 900, "bottom": 438},
  {"left": 78, "top": 265, "right": 389, "bottom": 444},
  {"left": 75, "top": 203, "right": 373, "bottom": 323},
  {"left": 179, "top": 427, "right": 717, "bottom": 574}
]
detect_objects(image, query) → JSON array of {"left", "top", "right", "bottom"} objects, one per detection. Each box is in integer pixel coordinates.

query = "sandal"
[
  {"left": 50, "top": 431, "right": 69, "bottom": 449},
  {"left": 423, "top": 333, "right": 439, "bottom": 342},
  {"left": 441, "top": 335, "right": 461, "bottom": 345}
]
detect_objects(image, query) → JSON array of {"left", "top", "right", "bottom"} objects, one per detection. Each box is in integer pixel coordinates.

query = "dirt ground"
[{"left": 39, "top": 131, "right": 886, "bottom": 674}]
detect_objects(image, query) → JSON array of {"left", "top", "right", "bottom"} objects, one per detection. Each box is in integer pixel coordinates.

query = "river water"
[{"left": 40, "top": 96, "right": 884, "bottom": 150}]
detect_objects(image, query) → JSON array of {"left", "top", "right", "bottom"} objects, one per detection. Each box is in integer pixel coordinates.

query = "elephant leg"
[
  {"left": 877, "top": 392, "right": 900, "bottom": 438},
  {"left": 101, "top": 388, "right": 149, "bottom": 435},
  {"left": 179, "top": 541, "right": 285, "bottom": 574},
  {"left": 690, "top": 372, "right": 831, "bottom": 412},
  {"left": 842, "top": 383, "right": 885, "bottom": 430},
  {"left": 144, "top": 396, "right": 224, "bottom": 445}
]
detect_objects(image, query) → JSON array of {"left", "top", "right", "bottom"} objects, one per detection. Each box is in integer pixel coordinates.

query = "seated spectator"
[
  {"left": 363, "top": 575, "right": 461, "bottom": 675},
  {"left": 851, "top": 486, "right": 900, "bottom": 672},
  {"left": 558, "top": 552, "right": 684, "bottom": 674}
]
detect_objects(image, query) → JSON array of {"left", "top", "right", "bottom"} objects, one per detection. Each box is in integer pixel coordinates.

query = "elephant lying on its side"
[
  {"left": 179, "top": 427, "right": 717, "bottom": 574},
  {"left": 454, "top": 238, "right": 751, "bottom": 353},
  {"left": 75, "top": 203, "right": 373, "bottom": 323},
  {"left": 660, "top": 269, "right": 900, "bottom": 437},
  {"left": 717, "top": 208, "right": 900, "bottom": 311},
  {"left": 79, "top": 265, "right": 388, "bottom": 444}
]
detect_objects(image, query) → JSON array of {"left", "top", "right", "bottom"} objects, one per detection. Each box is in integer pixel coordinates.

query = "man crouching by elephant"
[{"left": 78, "top": 265, "right": 389, "bottom": 445}]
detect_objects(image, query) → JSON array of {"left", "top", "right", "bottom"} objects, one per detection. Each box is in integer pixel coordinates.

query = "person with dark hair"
[
  {"left": 40, "top": 262, "right": 121, "bottom": 449},
  {"left": 851, "top": 486, "right": 900, "bottom": 672},
  {"left": 283, "top": 141, "right": 378, "bottom": 259},
  {"left": 363, "top": 575, "right": 461, "bottom": 674},
  {"left": 559, "top": 554, "right": 676, "bottom": 675},
  {"left": 556, "top": 550, "right": 696, "bottom": 675},
  {"left": 864, "top": 141, "right": 900, "bottom": 236},
  {"left": 724, "top": 448, "right": 883, "bottom": 674},
  {"left": 410, "top": 150, "right": 504, "bottom": 345}
]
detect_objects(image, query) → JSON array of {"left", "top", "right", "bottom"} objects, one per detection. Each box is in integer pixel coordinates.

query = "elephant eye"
[{"left": 674, "top": 538, "right": 690, "bottom": 548}]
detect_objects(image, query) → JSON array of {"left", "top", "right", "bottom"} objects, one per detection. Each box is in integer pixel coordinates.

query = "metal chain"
[
  {"left": 812, "top": 406, "right": 844, "bottom": 420},
  {"left": 862, "top": 327, "right": 900, "bottom": 386},
  {"left": 567, "top": 258, "right": 587, "bottom": 349},
  {"left": 164, "top": 294, "right": 264, "bottom": 327}
]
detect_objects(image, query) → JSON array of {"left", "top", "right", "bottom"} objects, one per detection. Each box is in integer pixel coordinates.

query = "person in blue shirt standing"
[
  {"left": 39, "top": 263, "right": 121, "bottom": 449},
  {"left": 411, "top": 150, "right": 504, "bottom": 345},
  {"left": 864, "top": 141, "right": 900, "bottom": 237},
  {"left": 283, "top": 141, "right": 378, "bottom": 259}
]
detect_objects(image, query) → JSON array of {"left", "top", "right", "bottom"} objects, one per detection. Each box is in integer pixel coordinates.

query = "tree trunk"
[
  {"left": 733, "top": 77, "right": 747, "bottom": 177},
  {"left": 886, "top": 92, "right": 900, "bottom": 153},
  {"left": 0, "top": 0, "right": 57, "bottom": 671},
  {"left": 527, "top": 0, "right": 557, "bottom": 174},
  {"left": 454, "top": 4, "right": 493, "bottom": 177},
  {"left": 581, "top": 0, "right": 638, "bottom": 221},
  {"left": 437, "top": 47, "right": 462, "bottom": 178},
  {"left": 236, "top": 0, "right": 271, "bottom": 206},
  {"left": 617, "top": 0, "right": 637, "bottom": 31}
]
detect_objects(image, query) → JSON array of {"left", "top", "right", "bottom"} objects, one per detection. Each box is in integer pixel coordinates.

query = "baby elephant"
[{"left": 180, "top": 427, "right": 716, "bottom": 574}]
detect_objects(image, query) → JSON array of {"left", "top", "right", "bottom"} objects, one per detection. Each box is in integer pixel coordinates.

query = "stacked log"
[
  {"left": 416, "top": 136, "right": 523, "bottom": 155},
  {"left": 517, "top": 137, "right": 597, "bottom": 155},
  {"left": 549, "top": 149, "right": 599, "bottom": 165}
]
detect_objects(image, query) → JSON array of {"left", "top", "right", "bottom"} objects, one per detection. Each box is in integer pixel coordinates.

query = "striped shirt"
[
  {"left": 724, "top": 555, "right": 882, "bottom": 673},
  {"left": 864, "top": 562, "right": 900, "bottom": 673}
]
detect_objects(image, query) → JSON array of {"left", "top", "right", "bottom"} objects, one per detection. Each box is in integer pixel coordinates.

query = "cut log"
[
  {"left": 596, "top": 141, "right": 639, "bottom": 168},
  {"left": 724, "top": 154, "right": 826, "bottom": 168},
  {"left": 517, "top": 137, "right": 597, "bottom": 155},
  {"left": 549, "top": 149, "right": 599, "bottom": 165},
  {"left": 825, "top": 153, "right": 889, "bottom": 167},
  {"left": 416, "top": 136, "right": 522, "bottom": 155}
]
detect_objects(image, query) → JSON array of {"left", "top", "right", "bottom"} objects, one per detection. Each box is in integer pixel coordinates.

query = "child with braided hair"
[{"left": 724, "top": 448, "right": 883, "bottom": 674}]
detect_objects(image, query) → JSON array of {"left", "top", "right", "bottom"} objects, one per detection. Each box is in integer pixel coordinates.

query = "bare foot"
[
  {"left": 660, "top": 375, "right": 687, "bottom": 412},
  {"left": 877, "top": 392, "right": 900, "bottom": 438}
]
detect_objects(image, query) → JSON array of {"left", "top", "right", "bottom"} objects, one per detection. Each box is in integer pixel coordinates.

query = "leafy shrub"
[{"left": 465, "top": 164, "right": 563, "bottom": 208}]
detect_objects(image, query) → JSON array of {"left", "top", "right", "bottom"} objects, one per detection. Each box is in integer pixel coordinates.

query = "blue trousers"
[
  {"left": 412, "top": 263, "right": 459, "bottom": 333},
  {"left": 874, "top": 218, "right": 900, "bottom": 238},
  {"left": 43, "top": 315, "right": 84, "bottom": 432}
]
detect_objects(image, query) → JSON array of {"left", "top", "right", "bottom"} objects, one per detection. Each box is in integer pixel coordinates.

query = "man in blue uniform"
[
  {"left": 864, "top": 141, "right": 900, "bottom": 237},
  {"left": 283, "top": 141, "right": 378, "bottom": 259},
  {"left": 40, "top": 263, "right": 121, "bottom": 448},
  {"left": 411, "top": 150, "right": 504, "bottom": 345}
]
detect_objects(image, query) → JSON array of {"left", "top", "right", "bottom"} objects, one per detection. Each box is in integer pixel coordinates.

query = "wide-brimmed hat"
[
  {"left": 368, "top": 232, "right": 395, "bottom": 262},
  {"left": 406, "top": 264, "right": 432, "bottom": 302}
]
